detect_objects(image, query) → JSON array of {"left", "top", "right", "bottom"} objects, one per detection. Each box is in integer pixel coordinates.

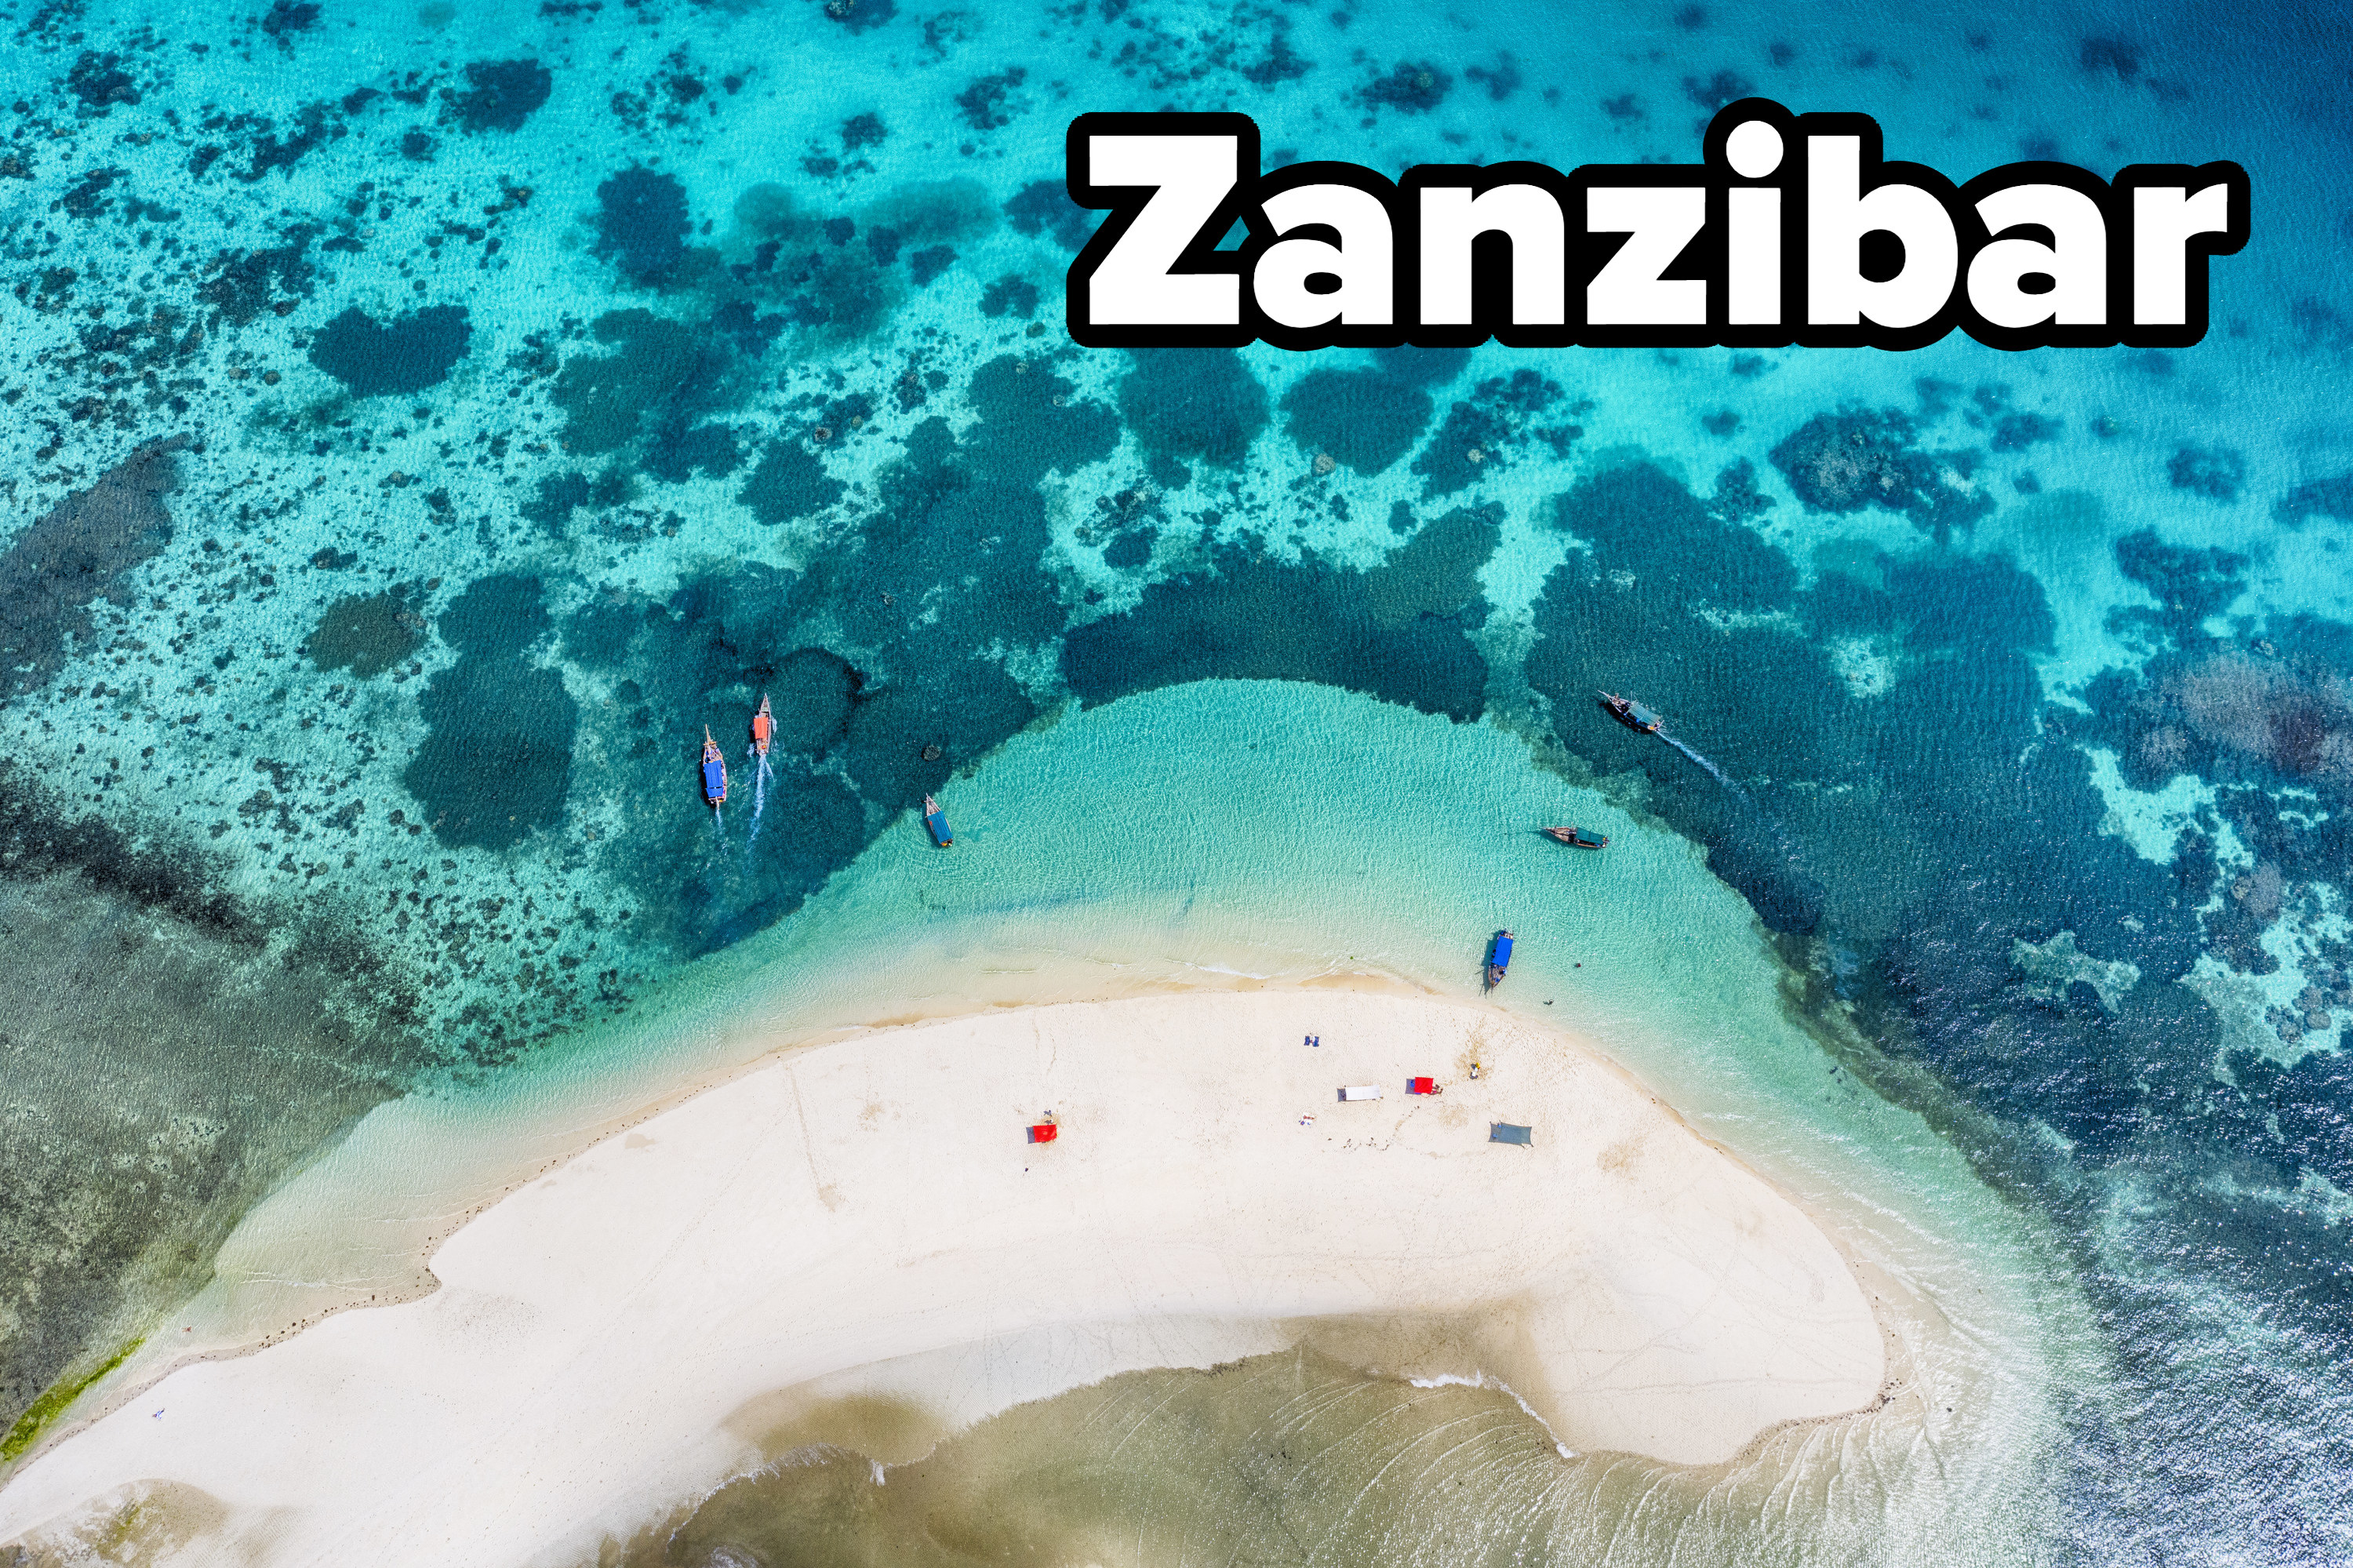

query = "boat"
[
  {"left": 1542, "top": 825, "right": 1609, "bottom": 849},
  {"left": 751, "top": 693, "right": 773, "bottom": 758},
  {"left": 1599, "top": 692, "right": 1663, "bottom": 733},
  {"left": 700, "top": 728, "right": 727, "bottom": 807},
  {"left": 1486, "top": 929, "right": 1515, "bottom": 988},
  {"left": 923, "top": 793, "right": 953, "bottom": 847}
]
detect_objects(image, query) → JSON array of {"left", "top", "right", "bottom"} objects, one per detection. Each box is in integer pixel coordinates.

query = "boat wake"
[
  {"left": 1663, "top": 733, "right": 1745, "bottom": 797},
  {"left": 745, "top": 750, "right": 772, "bottom": 848}
]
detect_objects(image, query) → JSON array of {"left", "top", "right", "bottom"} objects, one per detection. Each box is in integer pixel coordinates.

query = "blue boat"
[
  {"left": 1486, "top": 929, "right": 1515, "bottom": 988},
  {"left": 923, "top": 793, "right": 952, "bottom": 847},
  {"left": 700, "top": 727, "right": 727, "bottom": 809}
]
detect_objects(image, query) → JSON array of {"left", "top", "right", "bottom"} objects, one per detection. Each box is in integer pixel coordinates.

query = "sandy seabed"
[{"left": 0, "top": 985, "right": 1883, "bottom": 1567}]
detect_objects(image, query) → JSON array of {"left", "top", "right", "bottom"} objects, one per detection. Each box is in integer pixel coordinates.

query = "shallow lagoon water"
[
  {"left": 2, "top": 0, "right": 2350, "bottom": 1558},
  {"left": 153, "top": 680, "right": 2072, "bottom": 1563}
]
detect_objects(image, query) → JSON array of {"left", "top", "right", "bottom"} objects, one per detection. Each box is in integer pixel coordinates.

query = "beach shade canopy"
[
  {"left": 1408, "top": 1076, "right": 1438, "bottom": 1095},
  {"left": 1489, "top": 1122, "right": 1533, "bottom": 1145},
  {"left": 1027, "top": 1123, "right": 1057, "bottom": 1144},
  {"left": 1339, "top": 1084, "right": 1384, "bottom": 1101}
]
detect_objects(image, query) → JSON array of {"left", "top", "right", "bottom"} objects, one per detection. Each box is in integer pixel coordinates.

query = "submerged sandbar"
[{"left": 0, "top": 988, "right": 1883, "bottom": 1565}]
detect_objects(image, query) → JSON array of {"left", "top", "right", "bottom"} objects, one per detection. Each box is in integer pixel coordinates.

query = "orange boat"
[{"left": 751, "top": 692, "right": 773, "bottom": 758}]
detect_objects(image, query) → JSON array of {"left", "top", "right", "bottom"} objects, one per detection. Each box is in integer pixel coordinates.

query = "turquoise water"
[
  {"left": 2, "top": 0, "right": 2349, "bottom": 1558},
  {"left": 168, "top": 679, "right": 2072, "bottom": 1563}
]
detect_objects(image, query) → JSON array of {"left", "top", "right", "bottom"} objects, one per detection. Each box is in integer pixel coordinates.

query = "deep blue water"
[{"left": 2, "top": 0, "right": 2351, "bottom": 1558}]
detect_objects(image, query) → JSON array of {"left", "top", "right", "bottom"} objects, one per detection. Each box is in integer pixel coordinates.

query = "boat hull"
[
  {"left": 702, "top": 729, "right": 727, "bottom": 805},
  {"left": 1486, "top": 930, "right": 1514, "bottom": 988},
  {"left": 1599, "top": 693, "right": 1663, "bottom": 733}
]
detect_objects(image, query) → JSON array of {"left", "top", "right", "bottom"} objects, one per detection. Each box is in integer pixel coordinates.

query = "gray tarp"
[{"left": 1490, "top": 1122, "right": 1533, "bottom": 1145}]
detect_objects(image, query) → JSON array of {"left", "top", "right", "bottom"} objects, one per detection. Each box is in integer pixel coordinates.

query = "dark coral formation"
[
  {"left": 197, "top": 228, "right": 317, "bottom": 326},
  {"left": 0, "top": 439, "right": 186, "bottom": 702},
  {"left": 66, "top": 51, "right": 140, "bottom": 109},
  {"left": 1360, "top": 60, "right": 1452, "bottom": 113},
  {"left": 307, "top": 304, "right": 471, "bottom": 398},
  {"left": 2107, "top": 529, "right": 2248, "bottom": 652},
  {"left": 595, "top": 168, "right": 689, "bottom": 284},
  {"left": 1373, "top": 346, "right": 1471, "bottom": 387},
  {"left": 552, "top": 310, "right": 732, "bottom": 457},
  {"left": 403, "top": 577, "right": 579, "bottom": 851},
  {"left": 1769, "top": 406, "right": 1991, "bottom": 537},
  {"left": 1280, "top": 367, "right": 1432, "bottom": 475},
  {"left": 523, "top": 469, "right": 631, "bottom": 537},
  {"left": 906, "top": 244, "right": 955, "bottom": 286},
  {"left": 239, "top": 101, "right": 339, "bottom": 182},
  {"left": 2169, "top": 445, "right": 2246, "bottom": 502},
  {"left": 821, "top": 0, "right": 897, "bottom": 35},
  {"left": 1064, "top": 508, "right": 1496, "bottom": 722},
  {"left": 1991, "top": 411, "right": 2060, "bottom": 451},
  {"left": 980, "top": 275, "right": 1038, "bottom": 318},
  {"left": 260, "top": 0, "right": 320, "bottom": 38},
  {"left": 955, "top": 68, "right": 1027, "bottom": 131},
  {"left": 1682, "top": 69, "right": 1754, "bottom": 111},
  {"left": 307, "top": 588, "right": 427, "bottom": 678},
  {"left": 2090, "top": 533, "right": 2353, "bottom": 817},
  {"left": 550, "top": 352, "right": 1120, "bottom": 953},
  {"left": 726, "top": 177, "right": 992, "bottom": 340},
  {"left": 447, "top": 59, "right": 552, "bottom": 133},
  {"left": 1240, "top": 24, "right": 1314, "bottom": 86},
  {"left": 1003, "top": 180, "right": 1093, "bottom": 249},
  {"left": 738, "top": 442, "right": 845, "bottom": 526},
  {"left": 1117, "top": 349, "right": 1269, "bottom": 476},
  {"left": 2276, "top": 472, "right": 2353, "bottom": 526},
  {"left": 2080, "top": 36, "right": 2144, "bottom": 79},
  {"left": 1414, "top": 369, "right": 1579, "bottom": 499},
  {"left": 2081, "top": 534, "right": 2353, "bottom": 1068},
  {"left": 1525, "top": 460, "right": 2189, "bottom": 1144},
  {"left": 642, "top": 423, "right": 743, "bottom": 484}
]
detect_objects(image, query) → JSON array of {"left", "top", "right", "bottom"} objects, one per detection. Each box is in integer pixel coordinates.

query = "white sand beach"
[{"left": 0, "top": 987, "right": 1884, "bottom": 1566}]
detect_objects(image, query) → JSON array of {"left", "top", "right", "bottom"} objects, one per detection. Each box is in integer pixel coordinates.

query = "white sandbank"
[{"left": 0, "top": 987, "right": 1882, "bottom": 1566}]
